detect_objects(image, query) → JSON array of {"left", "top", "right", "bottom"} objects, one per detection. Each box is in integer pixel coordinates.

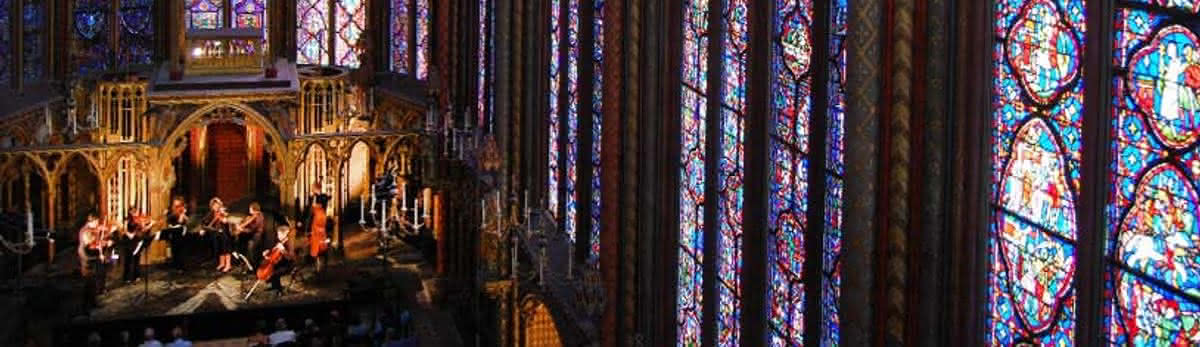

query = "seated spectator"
[
  {"left": 166, "top": 326, "right": 191, "bottom": 347},
  {"left": 85, "top": 332, "right": 101, "bottom": 347},
  {"left": 120, "top": 330, "right": 134, "bottom": 347},
  {"left": 139, "top": 328, "right": 163, "bottom": 347},
  {"left": 302, "top": 318, "right": 323, "bottom": 346},
  {"left": 268, "top": 318, "right": 297, "bottom": 346},
  {"left": 247, "top": 320, "right": 269, "bottom": 347},
  {"left": 327, "top": 310, "right": 346, "bottom": 347},
  {"left": 346, "top": 313, "right": 372, "bottom": 341}
]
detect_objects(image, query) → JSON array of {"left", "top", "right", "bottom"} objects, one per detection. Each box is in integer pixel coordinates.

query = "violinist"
[
  {"left": 118, "top": 207, "right": 149, "bottom": 283},
  {"left": 165, "top": 197, "right": 189, "bottom": 270},
  {"left": 203, "top": 198, "right": 234, "bottom": 273},
  {"left": 77, "top": 214, "right": 110, "bottom": 310},
  {"left": 302, "top": 194, "right": 332, "bottom": 272},
  {"left": 236, "top": 202, "right": 266, "bottom": 266}
]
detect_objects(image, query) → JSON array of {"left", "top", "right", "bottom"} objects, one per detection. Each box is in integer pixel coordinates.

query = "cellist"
[{"left": 261, "top": 225, "right": 296, "bottom": 294}]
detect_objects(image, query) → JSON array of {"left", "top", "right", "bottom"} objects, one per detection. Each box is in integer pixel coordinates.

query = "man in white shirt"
[{"left": 268, "top": 318, "right": 297, "bottom": 346}]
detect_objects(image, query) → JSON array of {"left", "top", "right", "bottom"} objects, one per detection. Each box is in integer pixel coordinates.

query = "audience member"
[
  {"left": 139, "top": 327, "right": 163, "bottom": 347},
  {"left": 268, "top": 318, "right": 297, "bottom": 346},
  {"left": 166, "top": 326, "right": 192, "bottom": 347},
  {"left": 248, "top": 320, "right": 270, "bottom": 347},
  {"left": 327, "top": 310, "right": 346, "bottom": 347},
  {"left": 85, "top": 332, "right": 101, "bottom": 347}
]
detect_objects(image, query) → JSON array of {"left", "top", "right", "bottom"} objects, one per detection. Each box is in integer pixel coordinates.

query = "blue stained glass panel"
[
  {"left": 297, "top": 0, "right": 327, "bottom": 65},
  {"left": 564, "top": 0, "right": 581, "bottom": 241},
  {"left": 74, "top": 0, "right": 111, "bottom": 76},
  {"left": 188, "top": 0, "right": 224, "bottom": 29},
  {"left": 548, "top": 0, "right": 562, "bottom": 225},
  {"left": 119, "top": 0, "right": 153, "bottom": 66},
  {"left": 823, "top": 0, "right": 847, "bottom": 344},
  {"left": 590, "top": 0, "right": 604, "bottom": 264},
  {"left": 677, "top": 0, "right": 710, "bottom": 344},
  {"left": 0, "top": 0, "right": 9, "bottom": 86},
  {"left": 335, "top": 0, "right": 366, "bottom": 67},
  {"left": 392, "top": 0, "right": 410, "bottom": 73},
  {"left": 768, "top": 0, "right": 812, "bottom": 344},
  {"left": 1107, "top": 3, "right": 1200, "bottom": 345},
  {"left": 22, "top": 0, "right": 42, "bottom": 83},
  {"left": 988, "top": 0, "right": 1084, "bottom": 345},
  {"left": 716, "top": 0, "right": 748, "bottom": 345},
  {"left": 416, "top": 0, "right": 430, "bottom": 79}
]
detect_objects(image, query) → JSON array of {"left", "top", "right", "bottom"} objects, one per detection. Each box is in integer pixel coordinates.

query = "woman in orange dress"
[{"left": 308, "top": 196, "right": 329, "bottom": 271}]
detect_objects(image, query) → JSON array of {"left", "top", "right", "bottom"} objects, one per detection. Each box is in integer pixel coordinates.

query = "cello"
[{"left": 245, "top": 217, "right": 293, "bottom": 300}]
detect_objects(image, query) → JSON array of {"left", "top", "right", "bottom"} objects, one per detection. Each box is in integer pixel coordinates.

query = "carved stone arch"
[
  {"left": 162, "top": 102, "right": 289, "bottom": 166},
  {"left": 53, "top": 152, "right": 101, "bottom": 179}
]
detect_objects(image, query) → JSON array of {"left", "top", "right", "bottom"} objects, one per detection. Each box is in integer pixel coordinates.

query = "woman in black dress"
[{"left": 204, "top": 198, "right": 234, "bottom": 273}]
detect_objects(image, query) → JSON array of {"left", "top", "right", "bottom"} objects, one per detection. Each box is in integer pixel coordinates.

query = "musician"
[
  {"left": 237, "top": 202, "right": 266, "bottom": 266},
  {"left": 263, "top": 225, "right": 296, "bottom": 294},
  {"left": 164, "top": 197, "right": 189, "bottom": 270},
  {"left": 203, "top": 198, "right": 234, "bottom": 273},
  {"left": 118, "top": 207, "right": 148, "bottom": 283},
  {"left": 77, "top": 214, "right": 110, "bottom": 310},
  {"left": 302, "top": 194, "right": 332, "bottom": 272}
]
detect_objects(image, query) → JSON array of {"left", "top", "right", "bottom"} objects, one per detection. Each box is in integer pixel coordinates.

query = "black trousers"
[
  {"left": 120, "top": 244, "right": 141, "bottom": 282},
  {"left": 83, "top": 257, "right": 105, "bottom": 311},
  {"left": 164, "top": 227, "right": 186, "bottom": 269},
  {"left": 268, "top": 258, "right": 292, "bottom": 291}
]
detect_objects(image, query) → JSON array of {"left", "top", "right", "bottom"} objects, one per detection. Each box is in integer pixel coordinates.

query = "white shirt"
[{"left": 268, "top": 330, "right": 297, "bottom": 345}]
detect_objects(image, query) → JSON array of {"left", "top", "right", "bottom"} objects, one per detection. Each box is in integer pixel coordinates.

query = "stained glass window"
[
  {"left": 1107, "top": 3, "right": 1200, "bottom": 345},
  {"left": 416, "top": 0, "right": 431, "bottom": 79},
  {"left": 822, "top": 0, "right": 848, "bottom": 344},
  {"left": 478, "top": 0, "right": 493, "bottom": 130},
  {"left": 392, "top": 0, "right": 410, "bottom": 74},
  {"left": 297, "top": 0, "right": 328, "bottom": 65},
  {"left": 74, "top": 0, "right": 112, "bottom": 76},
  {"left": 233, "top": 0, "right": 268, "bottom": 54},
  {"left": 562, "top": 0, "right": 581, "bottom": 242},
  {"left": 334, "top": 0, "right": 365, "bottom": 67},
  {"left": 676, "top": 0, "right": 710, "bottom": 344},
  {"left": 22, "top": 0, "right": 42, "bottom": 83},
  {"left": 187, "top": 0, "right": 224, "bottom": 30},
  {"left": 119, "top": 0, "right": 153, "bottom": 66},
  {"left": 548, "top": 0, "right": 562, "bottom": 224},
  {"left": 589, "top": 0, "right": 604, "bottom": 263},
  {"left": 233, "top": 0, "right": 266, "bottom": 28},
  {"left": 988, "top": 0, "right": 1085, "bottom": 345},
  {"left": 716, "top": 0, "right": 749, "bottom": 344},
  {"left": 768, "top": 0, "right": 813, "bottom": 343},
  {"left": 0, "top": 0, "right": 9, "bottom": 87}
]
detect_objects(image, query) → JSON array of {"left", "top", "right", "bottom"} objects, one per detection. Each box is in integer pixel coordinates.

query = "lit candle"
[
  {"left": 370, "top": 180, "right": 376, "bottom": 210},
  {"left": 360, "top": 193, "right": 365, "bottom": 223},
  {"left": 481, "top": 199, "right": 485, "bottom": 226},
  {"left": 413, "top": 200, "right": 419, "bottom": 224},
  {"left": 382, "top": 200, "right": 388, "bottom": 231},
  {"left": 401, "top": 182, "right": 408, "bottom": 211}
]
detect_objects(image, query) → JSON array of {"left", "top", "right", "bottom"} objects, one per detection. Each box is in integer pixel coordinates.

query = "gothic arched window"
[
  {"left": 390, "top": 0, "right": 431, "bottom": 80},
  {"left": 297, "top": 0, "right": 366, "bottom": 67},
  {"left": 1108, "top": 2, "right": 1200, "bottom": 345},
  {"left": 984, "top": 0, "right": 1200, "bottom": 345},
  {"left": 547, "top": 0, "right": 604, "bottom": 257},
  {"left": 675, "top": 0, "right": 846, "bottom": 344}
]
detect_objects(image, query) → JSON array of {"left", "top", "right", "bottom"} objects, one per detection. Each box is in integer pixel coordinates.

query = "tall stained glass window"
[
  {"left": 297, "top": 0, "right": 326, "bottom": 65},
  {"left": 74, "top": 0, "right": 112, "bottom": 75},
  {"left": 1108, "top": 2, "right": 1200, "bottom": 345},
  {"left": 0, "top": 0, "right": 9, "bottom": 87},
  {"left": 768, "top": 0, "right": 813, "bottom": 343},
  {"left": 589, "top": 0, "right": 604, "bottom": 263},
  {"left": 562, "top": 0, "right": 581, "bottom": 242},
  {"left": 676, "top": 0, "right": 710, "bottom": 344},
  {"left": 187, "top": 0, "right": 224, "bottom": 29},
  {"left": 988, "top": 0, "right": 1084, "bottom": 345},
  {"left": 22, "top": 0, "right": 42, "bottom": 83},
  {"left": 119, "top": 0, "right": 153, "bottom": 66},
  {"left": 478, "top": 0, "right": 495, "bottom": 131},
  {"left": 392, "top": 0, "right": 410, "bottom": 74},
  {"left": 416, "top": 0, "right": 431, "bottom": 79},
  {"left": 822, "top": 0, "right": 847, "bottom": 344},
  {"left": 717, "top": 0, "right": 748, "bottom": 344},
  {"left": 389, "top": 0, "right": 430, "bottom": 79},
  {"left": 334, "top": 0, "right": 365, "bottom": 67},
  {"left": 548, "top": 0, "right": 563, "bottom": 224}
]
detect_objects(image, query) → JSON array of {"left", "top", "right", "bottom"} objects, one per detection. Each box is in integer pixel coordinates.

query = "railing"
[{"left": 185, "top": 28, "right": 266, "bottom": 75}]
